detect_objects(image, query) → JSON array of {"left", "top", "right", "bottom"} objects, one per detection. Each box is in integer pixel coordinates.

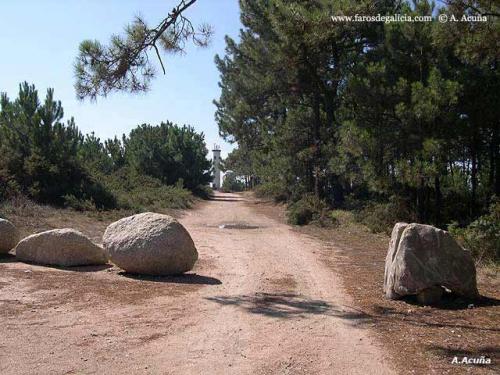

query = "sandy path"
[{"left": 0, "top": 192, "right": 394, "bottom": 374}]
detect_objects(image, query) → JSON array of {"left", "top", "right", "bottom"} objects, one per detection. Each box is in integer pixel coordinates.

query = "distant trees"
[
  {"left": 214, "top": 0, "right": 499, "bottom": 228},
  {"left": 0, "top": 83, "right": 115, "bottom": 208},
  {"left": 125, "top": 122, "right": 211, "bottom": 189},
  {"left": 1, "top": 82, "right": 212, "bottom": 208},
  {"left": 224, "top": 146, "right": 257, "bottom": 189}
]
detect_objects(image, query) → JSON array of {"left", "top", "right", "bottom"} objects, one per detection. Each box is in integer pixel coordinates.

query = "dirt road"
[{"left": 0, "top": 192, "right": 395, "bottom": 374}]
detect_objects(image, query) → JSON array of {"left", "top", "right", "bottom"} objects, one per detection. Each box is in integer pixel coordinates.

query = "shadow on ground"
[
  {"left": 0, "top": 255, "right": 113, "bottom": 272},
  {"left": 372, "top": 303, "right": 500, "bottom": 333},
  {"left": 208, "top": 197, "right": 245, "bottom": 202},
  {"left": 0, "top": 254, "right": 113, "bottom": 272},
  {"left": 206, "top": 292, "right": 500, "bottom": 333},
  {"left": 63, "top": 264, "right": 113, "bottom": 272},
  {"left": 120, "top": 272, "right": 222, "bottom": 285},
  {"left": 427, "top": 344, "right": 500, "bottom": 357},
  {"left": 0, "top": 254, "right": 17, "bottom": 263},
  {"left": 206, "top": 292, "right": 372, "bottom": 322},
  {"left": 218, "top": 222, "right": 260, "bottom": 230},
  {"left": 400, "top": 292, "right": 500, "bottom": 311}
]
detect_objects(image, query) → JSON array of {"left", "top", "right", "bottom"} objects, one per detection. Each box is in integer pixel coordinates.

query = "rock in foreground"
[
  {"left": 15, "top": 228, "right": 107, "bottom": 267},
  {"left": 384, "top": 223, "right": 478, "bottom": 302},
  {"left": 103, "top": 212, "right": 198, "bottom": 275},
  {"left": 0, "top": 218, "right": 20, "bottom": 254}
]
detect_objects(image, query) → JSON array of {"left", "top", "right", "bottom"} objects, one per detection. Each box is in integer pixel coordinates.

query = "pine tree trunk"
[
  {"left": 491, "top": 121, "right": 500, "bottom": 195},
  {"left": 313, "top": 92, "right": 321, "bottom": 199},
  {"left": 471, "top": 126, "right": 479, "bottom": 217},
  {"left": 434, "top": 175, "right": 442, "bottom": 227},
  {"left": 417, "top": 177, "right": 425, "bottom": 223}
]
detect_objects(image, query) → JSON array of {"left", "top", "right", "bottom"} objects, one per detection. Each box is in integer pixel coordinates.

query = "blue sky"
[{"left": 0, "top": 0, "right": 241, "bottom": 157}]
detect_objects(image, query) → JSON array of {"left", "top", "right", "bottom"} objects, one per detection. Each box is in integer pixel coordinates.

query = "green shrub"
[
  {"left": 329, "top": 209, "right": 354, "bottom": 227},
  {"left": 287, "top": 194, "right": 331, "bottom": 226},
  {"left": 63, "top": 194, "right": 97, "bottom": 211},
  {"left": 0, "top": 178, "right": 20, "bottom": 204},
  {"left": 192, "top": 184, "right": 213, "bottom": 199},
  {"left": 449, "top": 200, "right": 500, "bottom": 264},
  {"left": 100, "top": 169, "right": 194, "bottom": 211},
  {"left": 254, "top": 181, "right": 288, "bottom": 202},
  {"left": 356, "top": 196, "right": 414, "bottom": 234}
]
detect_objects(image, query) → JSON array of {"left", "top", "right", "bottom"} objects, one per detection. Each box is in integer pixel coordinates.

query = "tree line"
[
  {"left": 215, "top": 0, "right": 499, "bottom": 233},
  {"left": 0, "top": 82, "right": 212, "bottom": 210}
]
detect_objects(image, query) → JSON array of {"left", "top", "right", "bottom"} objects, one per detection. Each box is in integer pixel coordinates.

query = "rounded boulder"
[
  {"left": 103, "top": 212, "right": 198, "bottom": 275},
  {"left": 0, "top": 218, "right": 20, "bottom": 254},
  {"left": 384, "top": 222, "right": 478, "bottom": 301},
  {"left": 15, "top": 228, "right": 108, "bottom": 267}
]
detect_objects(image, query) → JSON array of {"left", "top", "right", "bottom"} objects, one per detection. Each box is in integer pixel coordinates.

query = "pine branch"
[{"left": 74, "top": 0, "right": 212, "bottom": 101}]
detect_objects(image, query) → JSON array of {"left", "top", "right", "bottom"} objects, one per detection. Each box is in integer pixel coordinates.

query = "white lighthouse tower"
[{"left": 212, "top": 145, "right": 221, "bottom": 190}]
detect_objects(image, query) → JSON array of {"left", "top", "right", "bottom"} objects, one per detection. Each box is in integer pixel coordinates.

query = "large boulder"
[
  {"left": 15, "top": 228, "right": 107, "bottom": 267},
  {"left": 384, "top": 223, "right": 478, "bottom": 302},
  {"left": 0, "top": 218, "right": 20, "bottom": 254},
  {"left": 103, "top": 212, "right": 198, "bottom": 275}
]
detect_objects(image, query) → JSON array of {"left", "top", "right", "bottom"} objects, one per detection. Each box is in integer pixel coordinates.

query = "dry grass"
[{"left": 0, "top": 195, "right": 185, "bottom": 244}]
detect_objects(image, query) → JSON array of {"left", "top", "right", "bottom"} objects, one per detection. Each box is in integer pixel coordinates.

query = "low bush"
[
  {"left": 192, "top": 184, "right": 213, "bottom": 200},
  {"left": 449, "top": 200, "right": 500, "bottom": 264},
  {"left": 329, "top": 209, "right": 355, "bottom": 227},
  {"left": 286, "top": 194, "right": 332, "bottom": 226},
  {"left": 101, "top": 169, "right": 194, "bottom": 211},
  {"left": 63, "top": 194, "right": 98, "bottom": 211},
  {"left": 1, "top": 167, "right": 197, "bottom": 213},
  {"left": 254, "top": 181, "right": 288, "bottom": 202},
  {"left": 355, "top": 196, "right": 415, "bottom": 234}
]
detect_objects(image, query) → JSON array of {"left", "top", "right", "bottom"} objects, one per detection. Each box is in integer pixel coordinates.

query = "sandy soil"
[{"left": 0, "top": 192, "right": 396, "bottom": 374}]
